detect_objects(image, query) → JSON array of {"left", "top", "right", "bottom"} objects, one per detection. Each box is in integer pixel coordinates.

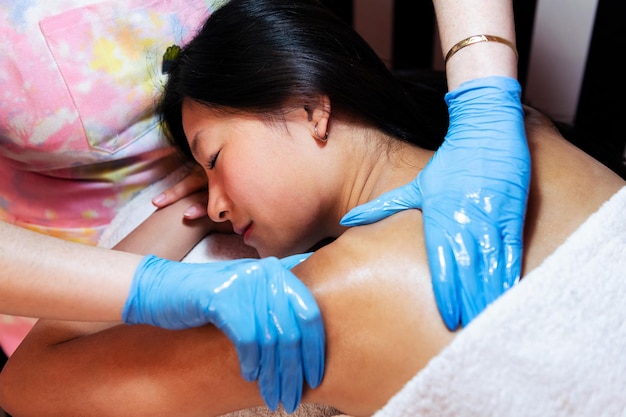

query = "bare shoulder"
[
  {"left": 524, "top": 106, "right": 623, "bottom": 193},
  {"left": 294, "top": 209, "right": 429, "bottom": 295},
  {"left": 293, "top": 210, "right": 453, "bottom": 415},
  {"left": 522, "top": 106, "right": 625, "bottom": 272}
]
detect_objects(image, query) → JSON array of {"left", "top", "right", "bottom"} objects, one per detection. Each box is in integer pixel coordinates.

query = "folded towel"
[{"left": 101, "top": 168, "right": 626, "bottom": 417}]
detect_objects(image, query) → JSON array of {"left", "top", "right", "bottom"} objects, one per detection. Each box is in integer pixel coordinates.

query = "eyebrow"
[{"left": 190, "top": 131, "right": 201, "bottom": 158}]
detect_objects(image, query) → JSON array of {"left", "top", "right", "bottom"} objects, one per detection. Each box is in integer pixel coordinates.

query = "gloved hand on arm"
[
  {"left": 123, "top": 252, "right": 322, "bottom": 413},
  {"left": 340, "top": 76, "right": 530, "bottom": 331}
]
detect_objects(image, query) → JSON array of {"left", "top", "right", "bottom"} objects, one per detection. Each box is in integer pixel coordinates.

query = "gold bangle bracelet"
[{"left": 444, "top": 34, "right": 518, "bottom": 65}]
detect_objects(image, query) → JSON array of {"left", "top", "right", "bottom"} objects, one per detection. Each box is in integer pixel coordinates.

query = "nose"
[{"left": 206, "top": 181, "right": 231, "bottom": 223}]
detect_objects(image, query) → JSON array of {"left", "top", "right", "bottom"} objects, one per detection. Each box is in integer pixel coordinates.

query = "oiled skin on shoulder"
[{"left": 0, "top": 114, "right": 623, "bottom": 417}]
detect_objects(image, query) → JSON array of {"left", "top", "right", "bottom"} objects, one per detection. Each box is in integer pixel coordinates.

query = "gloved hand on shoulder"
[
  {"left": 123, "top": 252, "right": 322, "bottom": 413},
  {"left": 341, "top": 76, "right": 530, "bottom": 331}
]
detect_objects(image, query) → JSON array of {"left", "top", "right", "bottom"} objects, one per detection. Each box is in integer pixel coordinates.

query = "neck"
[{"left": 327, "top": 124, "right": 434, "bottom": 236}]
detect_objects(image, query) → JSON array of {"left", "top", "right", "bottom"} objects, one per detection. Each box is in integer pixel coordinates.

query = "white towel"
[
  {"left": 101, "top": 170, "right": 626, "bottom": 417},
  {"left": 373, "top": 186, "right": 626, "bottom": 417}
]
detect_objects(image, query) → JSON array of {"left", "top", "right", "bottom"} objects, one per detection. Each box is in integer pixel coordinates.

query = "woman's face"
[{"left": 181, "top": 100, "right": 332, "bottom": 258}]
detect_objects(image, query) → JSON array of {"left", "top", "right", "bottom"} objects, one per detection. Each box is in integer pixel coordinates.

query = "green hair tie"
[{"left": 162, "top": 44, "right": 181, "bottom": 74}]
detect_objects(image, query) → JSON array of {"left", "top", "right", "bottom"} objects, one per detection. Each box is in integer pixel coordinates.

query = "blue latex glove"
[
  {"left": 341, "top": 76, "right": 530, "bottom": 330},
  {"left": 123, "top": 252, "right": 322, "bottom": 413}
]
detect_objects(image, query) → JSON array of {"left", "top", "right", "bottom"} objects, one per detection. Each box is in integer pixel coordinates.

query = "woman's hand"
[
  {"left": 124, "top": 253, "right": 323, "bottom": 413},
  {"left": 341, "top": 76, "right": 530, "bottom": 331},
  {"left": 152, "top": 165, "right": 209, "bottom": 219}
]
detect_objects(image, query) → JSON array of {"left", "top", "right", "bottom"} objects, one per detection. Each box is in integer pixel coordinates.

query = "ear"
[{"left": 304, "top": 96, "right": 331, "bottom": 142}]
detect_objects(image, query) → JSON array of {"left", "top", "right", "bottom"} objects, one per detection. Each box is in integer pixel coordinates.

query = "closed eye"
[{"left": 207, "top": 151, "right": 220, "bottom": 170}]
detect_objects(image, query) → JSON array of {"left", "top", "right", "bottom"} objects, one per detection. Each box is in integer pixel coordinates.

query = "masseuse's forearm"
[
  {"left": 432, "top": 0, "right": 517, "bottom": 89},
  {"left": 0, "top": 193, "right": 214, "bottom": 322},
  {"left": 0, "top": 221, "right": 139, "bottom": 322}
]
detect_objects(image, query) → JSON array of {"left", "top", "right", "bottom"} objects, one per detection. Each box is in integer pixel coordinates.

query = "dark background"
[{"left": 321, "top": 0, "right": 625, "bottom": 179}]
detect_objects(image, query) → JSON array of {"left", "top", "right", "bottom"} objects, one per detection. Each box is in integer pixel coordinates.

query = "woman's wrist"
[
  {"left": 432, "top": 0, "right": 517, "bottom": 89},
  {"left": 113, "top": 192, "right": 216, "bottom": 260},
  {"left": 445, "top": 35, "right": 517, "bottom": 65}
]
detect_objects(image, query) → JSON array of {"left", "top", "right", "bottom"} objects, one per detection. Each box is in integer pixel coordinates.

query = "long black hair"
[{"left": 159, "top": 0, "right": 447, "bottom": 159}]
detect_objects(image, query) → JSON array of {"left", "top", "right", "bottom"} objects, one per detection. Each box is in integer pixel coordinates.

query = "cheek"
[
  {"left": 222, "top": 149, "right": 297, "bottom": 206},
  {"left": 222, "top": 147, "right": 325, "bottom": 249},
  {"left": 256, "top": 190, "right": 326, "bottom": 256},
  {"left": 220, "top": 163, "right": 277, "bottom": 218}
]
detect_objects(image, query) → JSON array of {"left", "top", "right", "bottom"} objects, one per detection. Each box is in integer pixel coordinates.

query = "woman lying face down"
[{"left": 0, "top": 0, "right": 624, "bottom": 416}]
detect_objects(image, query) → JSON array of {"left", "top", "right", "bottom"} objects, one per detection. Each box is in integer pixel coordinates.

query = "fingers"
[
  {"left": 152, "top": 166, "right": 207, "bottom": 208},
  {"left": 182, "top": 201, "right": 208, "bottom": 220},
  {"left": 224, "top": 260, "right": 262, "bottom": 382},
  {"left": 179, "top": 191, "right": 208, "bottom": 219},
  {"left": 340, "top": 180, "right": 423, "bottom": 226},
  {"left": 279, "top": 252, "right": 313, "bottom": 269},
  {"left": 434, "top": 219, "right": 520, "bottom": 329},
  {"left": 256, "top": 266, "right": 293, "bottom": 412},
  {"left": 461, "top": 222, "right": 521, "bottom": 326},
  {"left": 479, "top": 225, "right": 503, "bottom": 307},
  {"left": 424, "top": 221, "right": 461, "bottom": 331},
  {"left": 257, "top": 321, "right": 302, "bottom": 413},
  {"left": 288, "top": 277, "right": 325, "bottom": 388},
  {"left": 504, "top": 243, "right": 522, "bottom": 290},
  {"left": 258, "top": 336, "right": 279, "bottom": 411},
  {"left": 226, "top": 298, "right": 260, "bottom": 382},
  {"left": 300, "top": 315, "right": 325, "bottom": 388},
  {"left": 219, "top": 258, "right": 324, "bottom": 412},
  {"left": 237, "top": 340, "right": 261, "bottom": 382},
  {"left": 278, "top": 337, "right": 303, "bottom": 414},
  {"left": 454, "top": 232, "right": 484, "bottom": 327},
  {"left": 257, "top": 259, "right": 324, "bottom": 412},
  {"left": 273, "top": 262, "right": 323, "bottom": 412},
  {"left": 273, "top": 284, "right": 304, "bottom": 414}
]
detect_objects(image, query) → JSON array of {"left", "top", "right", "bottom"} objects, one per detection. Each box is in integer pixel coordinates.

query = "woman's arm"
[
  {"left": 1, "top": 320, "right": 262, "bottom": 417},
  {"left": 343, "top": 0, "right": 528, "bottom": 330},
  {"left": 0, "top": 193, "right": 215, "bottom": 322},
  {"left": 113, "top": 191, "right": 217, "bottom": 260},
  {"left": 0, "top": 210, "right": 453, "bottom": 417},
  {"left": 0, "top": 189, "right": 262, "bottom": 416},
  {"left": 0, "top": 221, "right": 140, "bottom": 321},
  {"left": 1, "top": 191, "right": 326, "bottom": 416},
  {"left": 0, "top": 193, "right": 232, "bottom": 416},
  {"left": 432, "top": 0, "right": 518, "bottom": 89}
]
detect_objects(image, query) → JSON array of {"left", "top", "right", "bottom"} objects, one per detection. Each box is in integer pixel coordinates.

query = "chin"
[
  {"left": 253, "top": 245, "right": 278, "bottom": 259},
  {"left": 255, "top": 244, "right": 302, "bottom": 260},
  {"left": 254, "top": 236, "right": 321, "bottom": 259}
]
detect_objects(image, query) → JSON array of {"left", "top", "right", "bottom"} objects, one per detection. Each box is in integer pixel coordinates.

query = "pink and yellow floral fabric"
[{"left": 0, "top": 0, "right": 213, "bottom": 355}]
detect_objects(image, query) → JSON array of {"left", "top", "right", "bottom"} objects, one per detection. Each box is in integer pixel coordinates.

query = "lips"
[{"left": 234, "top": 222, "right": 253, "bottom": 241}]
